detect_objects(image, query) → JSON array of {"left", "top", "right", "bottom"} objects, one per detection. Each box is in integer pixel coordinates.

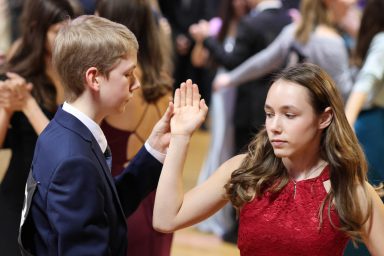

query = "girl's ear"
[
  {"left": 85, "top": 67, "right": 100, "bottom": 92},
  {"left": 319, "top": 107, "right": 333, "bottom": 129}
]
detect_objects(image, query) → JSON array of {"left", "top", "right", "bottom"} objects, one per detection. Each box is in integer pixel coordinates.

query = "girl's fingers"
[
  {"left": 192, "top": 83, "right": 201, "bottom": 107},
  {"left": 174, "top": 88, "right": 181, "bottom": 108},
  {"left": 186, "top": 79, "right": 193, "bottom": 106},
  {"left": 179, "top": 82, "right": 186, "bottom": 107}
]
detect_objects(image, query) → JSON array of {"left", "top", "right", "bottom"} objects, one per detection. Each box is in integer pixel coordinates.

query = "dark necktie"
[{"left": 104, "top": 145, "right": 112, "bottom": 171}]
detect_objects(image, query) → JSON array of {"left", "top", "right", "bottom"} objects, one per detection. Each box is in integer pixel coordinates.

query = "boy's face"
[{"left": 98, "top": 52, "right": 140, "bottom": 114}]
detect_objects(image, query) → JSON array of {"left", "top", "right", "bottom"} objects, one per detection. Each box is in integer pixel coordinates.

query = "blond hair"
[{"left": 53, "top": 15, "right": 139, "bottom": 101}]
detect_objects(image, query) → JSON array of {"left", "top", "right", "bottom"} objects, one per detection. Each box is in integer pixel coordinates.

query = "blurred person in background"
[
  {"left": 0, "top": 0, "right": 11, "bottom": 66},
  {"left": 0, "top": 0, "right": 75, "bottom": 255},
  {"left": 158, "top": 0, "right": 220, "bottom": 112},
  {"left": 344, "top": 0, "right": 384, "bottom": 254},
  {"left": 214, "top": 0, "right": 358, "bottom": 103},
  {"left": 189, "top": 0, "right": 250, "bottom": 242},
  {"left": 191, "top": 0, "right": 292, "bottom": 155}
]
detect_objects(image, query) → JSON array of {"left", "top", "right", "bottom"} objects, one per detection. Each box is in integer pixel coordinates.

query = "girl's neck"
[{"left": 283, "top": 156, "right": 327, "bottom": 181}]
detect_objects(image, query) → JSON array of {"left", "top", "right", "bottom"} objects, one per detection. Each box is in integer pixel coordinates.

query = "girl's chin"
[{"left": 272, "top": 149, "right": 289, "bottom": 158}]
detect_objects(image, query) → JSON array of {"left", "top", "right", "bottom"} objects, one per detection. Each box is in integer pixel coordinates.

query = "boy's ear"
[
  {"left": 319, "top": 107, "right": 333, "bottom": 129},
  {"left": 85, "top": 67, "right": 100, "bottom": 92}
]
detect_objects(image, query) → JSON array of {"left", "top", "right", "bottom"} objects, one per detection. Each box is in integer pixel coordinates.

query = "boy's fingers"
[
  {"left": 164, "top": 102, "right": 174, "bottom": 121},
  {"left": 199, "top": 99, "right": 208, "bottom": 117},
  {"left": 158, "top": 102, "right": 173, "bottom": 130}
]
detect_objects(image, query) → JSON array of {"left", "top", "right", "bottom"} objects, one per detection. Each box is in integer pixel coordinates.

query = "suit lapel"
[
  {"left": 54, "top": 107, "right": 126, "bottom": 220},
  {"left": 91, "top": 142, "right": 126, "bottom": 219}
]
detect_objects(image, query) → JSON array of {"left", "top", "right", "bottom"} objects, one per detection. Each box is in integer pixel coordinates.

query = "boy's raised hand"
[{"left": 171, "top": 79, "right": 208, "bottom": 136}]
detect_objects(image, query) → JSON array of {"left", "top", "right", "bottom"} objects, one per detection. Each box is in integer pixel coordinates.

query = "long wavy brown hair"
[
  {"left": 225, "top": 63, "right": 371, "bottom": 241},
  {"left": 5, "top": 0, "right": 74, "bottom": 112}
]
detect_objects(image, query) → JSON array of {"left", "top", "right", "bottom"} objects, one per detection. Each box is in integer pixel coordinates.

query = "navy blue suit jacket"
[{"left": 18, "top": 107, "right": 162, "bottom": 255}]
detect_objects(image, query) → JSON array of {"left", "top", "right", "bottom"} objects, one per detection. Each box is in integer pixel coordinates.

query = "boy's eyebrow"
[{"left": 124, "top": 64, "right": 136, "bottom": 73}]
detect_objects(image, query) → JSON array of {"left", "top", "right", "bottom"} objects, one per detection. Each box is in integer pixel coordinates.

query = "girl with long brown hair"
[{"left": 154, "top": 63, "right": 384, "bottom": 255}]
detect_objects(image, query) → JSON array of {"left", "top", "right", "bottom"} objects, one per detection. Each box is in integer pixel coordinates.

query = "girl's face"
[
  {"left": 264, "top": 80, "right": 324, "bottom": 160},
  {"left": 45, "top": 21, "right": 66, "bottom": 55}
]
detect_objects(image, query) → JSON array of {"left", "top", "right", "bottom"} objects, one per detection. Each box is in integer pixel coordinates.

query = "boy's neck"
[{"left": 68, "top": 94, "right": 105, "bottom": 125}]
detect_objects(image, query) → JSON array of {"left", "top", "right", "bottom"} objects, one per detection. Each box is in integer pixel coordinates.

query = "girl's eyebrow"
[{"left": 264, "top": 104, "right": 299, "bottom": 111}]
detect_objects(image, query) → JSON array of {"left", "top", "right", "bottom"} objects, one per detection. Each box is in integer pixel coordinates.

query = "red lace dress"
[{"left": 238, "top": 166, "right": 349, "bottom": 256}]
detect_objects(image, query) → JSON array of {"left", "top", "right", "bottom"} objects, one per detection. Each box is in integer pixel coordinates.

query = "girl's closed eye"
[{"left": 285, "top": 113, "right": 296, "bottom": 119}]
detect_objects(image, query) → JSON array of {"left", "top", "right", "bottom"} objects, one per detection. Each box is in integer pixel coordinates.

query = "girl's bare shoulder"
[{"left": 221, "top": 154, "right": 247, "bottom": 172}]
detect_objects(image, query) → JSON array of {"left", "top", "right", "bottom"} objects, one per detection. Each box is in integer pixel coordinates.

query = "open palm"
[{"left": 171, "top": 80, "right": 208, "bottom": 136}]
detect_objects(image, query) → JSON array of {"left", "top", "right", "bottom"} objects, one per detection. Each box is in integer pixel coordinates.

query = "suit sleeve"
[
  {"left": 228, "top": 24, "right": 294, "bottom": 87},
  {"left": 47, "top": 157, "right": 110, "bottom": 256},
  {"left": 114, "top": 146, "right": 163, "bottom": 217},
  {"left": 204, "top": 18, "right": 265, "bottom": 70}
]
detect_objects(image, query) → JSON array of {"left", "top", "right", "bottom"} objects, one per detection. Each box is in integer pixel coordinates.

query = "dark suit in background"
[
  {"left": 203, "top": 4, "right": 292, "bottom": 153},
  {"left": 159, "top": 0, "right": 220, "bottom": 108}
]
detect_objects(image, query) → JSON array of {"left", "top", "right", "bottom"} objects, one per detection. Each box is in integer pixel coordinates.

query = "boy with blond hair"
[{"left": 18, "top": 15, "right": 207, "bottom": 256}]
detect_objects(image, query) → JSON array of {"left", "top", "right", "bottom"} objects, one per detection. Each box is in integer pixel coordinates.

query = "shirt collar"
[{"left": 62, "top": 102, "right": 108, "bottom": 152}]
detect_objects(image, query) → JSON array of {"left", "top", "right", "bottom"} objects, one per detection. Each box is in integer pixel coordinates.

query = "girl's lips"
[
  {"left": 271, "top": 139, "right": 286, "bottom": 142},
  {"left": 270, "top": 140, "right": 286, "bottom": 147}
]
